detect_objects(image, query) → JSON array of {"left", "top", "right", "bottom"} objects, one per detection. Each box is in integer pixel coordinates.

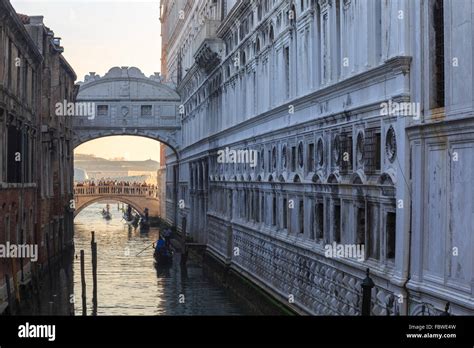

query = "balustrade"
[{"left": 74, "top": 185, "right": 158, "bottom": 197}]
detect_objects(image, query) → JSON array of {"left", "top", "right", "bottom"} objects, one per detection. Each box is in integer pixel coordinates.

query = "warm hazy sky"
[{"left": 11, "top": 0, "right": 163, "bottom": 161}]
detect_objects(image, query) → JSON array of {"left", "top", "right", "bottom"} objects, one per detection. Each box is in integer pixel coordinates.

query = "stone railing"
[{"left": 74, "top": 185, "right": 157, "bottom": 197}]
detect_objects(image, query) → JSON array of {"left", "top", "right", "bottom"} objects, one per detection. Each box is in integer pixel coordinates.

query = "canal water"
[{"left": 72, "top": 203, "right": 249, "bottom": 315}]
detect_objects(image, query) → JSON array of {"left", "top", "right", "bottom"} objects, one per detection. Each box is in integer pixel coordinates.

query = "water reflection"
[{"left": 73, "top": 203, "right": 247, "bottom": 316}]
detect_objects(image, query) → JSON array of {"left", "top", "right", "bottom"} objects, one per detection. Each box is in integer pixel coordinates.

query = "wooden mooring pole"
[
  {"left": 5, "top": 274, "right": 13, "bottom": 315},
  {"left": 80, "top": 250, "right": 87, "bottom": 316},
  {"left": 91, "top": 231, "right": 98, "bottom": 315},
  {"left": 180, "top": 217, "right": 188, "bottom": 265}
]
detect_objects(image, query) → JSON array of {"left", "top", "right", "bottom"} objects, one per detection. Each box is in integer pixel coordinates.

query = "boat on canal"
[{"left": 102, "top": 204, "right": 112, "bottom": 220}]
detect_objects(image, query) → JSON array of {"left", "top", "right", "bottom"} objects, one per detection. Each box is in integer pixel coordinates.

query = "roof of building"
[{"left": 16, "top": 13, "right": 30, "bottom": 24}]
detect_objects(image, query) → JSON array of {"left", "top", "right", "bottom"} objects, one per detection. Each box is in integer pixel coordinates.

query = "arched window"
[
  {"left": 255, "top": 37, "right": 261, "bottom": 54},
  {"left": 269, "top": 25, "right": 275, "bottom": 44},
  {"left": 290, "top": 4, "right": 297, "bottom": 27},
  {"left": 272, "top": 146, "right": 277, "bottom": 169},
  {"left": 282, "top": 145, "right": 287, "bottom": 169},
  {"left": 297, "top": 142, "right": 304, "bottom": 168},
  {"left": 240, "top": 50, "right": 246, "bottom": 66}
]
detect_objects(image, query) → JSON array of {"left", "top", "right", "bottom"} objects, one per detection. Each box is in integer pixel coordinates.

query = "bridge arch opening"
[
  {"left": 74, "top": 197, "right": 143, "bottom": 218},
  {"left": 73, "top": 135, "right": 175, "bottom": 221}
]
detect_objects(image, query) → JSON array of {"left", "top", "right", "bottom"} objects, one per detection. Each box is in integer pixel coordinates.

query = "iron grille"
[{"left": 364, "top": 129, "right": 381, "bottom": 174}]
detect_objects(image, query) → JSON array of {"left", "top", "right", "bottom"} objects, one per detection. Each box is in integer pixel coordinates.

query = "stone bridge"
[
  {"left": 73, "top": 184, "right": 160, "bottom": 217},
  {"left": 72, "top": 66, "right": 181, "bottom": 152}
]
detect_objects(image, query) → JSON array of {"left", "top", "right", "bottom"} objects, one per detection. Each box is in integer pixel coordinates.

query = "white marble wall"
[{"left": 162, "top": 0, "right": 474, "bottom": 315}]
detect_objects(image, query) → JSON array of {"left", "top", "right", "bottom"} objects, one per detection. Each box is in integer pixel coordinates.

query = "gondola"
[
  {"left": 102, "top": 204, "right": 112, "bottom": 220},
  {"left": 123, "top": 213, "right": 139, "bottom": 227},
  {"left": 102, "top": 209, "right": 112, "bottom": 220},
  {"left": 139, "top": 218, "right": 150, "bottom": 231}
]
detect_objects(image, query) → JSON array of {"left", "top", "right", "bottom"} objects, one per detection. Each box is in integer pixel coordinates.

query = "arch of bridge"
[
  {"left": 74, "top": 195, "right": 159, "bottom": 218},
  {"left": 72, "top": 67, "right": 182, "bottom": 151}
]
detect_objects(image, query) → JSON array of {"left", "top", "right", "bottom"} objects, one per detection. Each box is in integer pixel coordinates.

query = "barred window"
[
  {"left": 97, "top": 105, "right": 108, "bottom": 116},
  {"left": 141, "top": 105, "right": 152, "bottom": 117},
  {"left": 307, "top": 143, "right": 315, "bottom": 172},
  {"left": 386, "top": 212, "right": 396, "bottom": 259},
  {"left": 364, "top": 129, "right": 381, "bottom": 173},
  {"left": 340, "top": 133, "right": 352, "bottom": 173}
]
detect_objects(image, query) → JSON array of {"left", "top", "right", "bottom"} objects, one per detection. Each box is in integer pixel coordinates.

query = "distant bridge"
[{"left": 73, "top": 184, "right": 160, "bottom": 217}]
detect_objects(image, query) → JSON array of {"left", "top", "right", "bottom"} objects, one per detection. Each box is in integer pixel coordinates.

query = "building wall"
[
  {"left": 0, "top": 2, "right": 76, "bottom": 314},
  {"left": 161, "top": 0, "right": 474, "bottom": 315}
]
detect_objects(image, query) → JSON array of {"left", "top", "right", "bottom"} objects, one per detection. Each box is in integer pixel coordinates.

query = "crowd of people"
[{"left": 76, "top": 180, "right": 156, "bottom": 189}]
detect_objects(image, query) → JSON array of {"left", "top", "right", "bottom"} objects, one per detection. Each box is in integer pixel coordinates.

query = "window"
[
  {"left": 268, "top": 149, "right": 271, "bottom": 171},
  {"left": 317, "top": 138, "right": 324, "bottom": 167},
  {"left": 97, "top": 105, "right": 109, "bottom": 116},
  {"left": 272, "top": 196, "right": 277, "bottom": 226},
  {"left": 356, "top": 208, "right": 366, "bottom": 246},
  {"left": 7, "top": 40, "right": 12, "bottom": 89},
  {"left": 141, "top": 105, "right": 152, "bottom": 117},
  {"left": 375, "top": 133, "right": 381, "bottom": 170},
  {"left": 374, "top": 0, "right": 382, "bottom": 63},
  {"left": 334, "top": 204, "right": 341, "bottom": 243},
  {"left": 16, "top": 54, "right": 21, "bottom": 96},
  {"left": 341, "top": 133, "right": 352, "bottom": 173},
  {"left": 432, "top": 0, "right": 445, "bottom": 108},
  {"left": 283, "top": 198, "right": 288, "bottom": 229},
  {"left": 282, "top": 146, "right": 287, "bottom": 169},
  {"left": 367, "top": 205, "right": 379, "bottom": 259},
  {"left": 272, "top": 147, "right": 277, "bottom": 169},
  {"left": 297, "top": 142, "right": 304, "bottom": 168},
  {"left": 315, "top": 203, "right": 324, "bottom": 240},
  {"left": 240, "top": 51, "right": 246, "bottom": 66},
  {"left": 308, "top": 143, "right": 315, "bottom": 172},
  {"left": 364, "top": 129, "right": 381, "bottom": 173},
  {"left": 386, "top": 212, "right": 396, "bottom": 259},
  {"left": 269, "top": 26, "right": 275, "bottom": 43},
  {"left": 291, "top": 146, "right": 296, "bottom": 171},
  {"left": 289, "top": 4, "right": 296, "bottom": 27},
  {"left": 284, "top": 46, "right": 290, "bottom": 98},
  {"left": 299, "top": 200, "right": 304, "bottom": 234},
  {"left": 7, "top": 125, "right": 21, "bottom": 183}
]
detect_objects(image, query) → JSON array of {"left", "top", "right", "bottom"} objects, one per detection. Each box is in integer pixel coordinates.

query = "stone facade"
[
  {"left": 161, "top": 0, "right": 474, "bottom": 315},
  {"left": 73, "top": 67, "right": 181, "bottom": 150},
  {"left": 72, "top": 67, "right": 182, "bottom": 222},
  {"left": 0, "top": 3, "right": 76, "bottom": 314}
]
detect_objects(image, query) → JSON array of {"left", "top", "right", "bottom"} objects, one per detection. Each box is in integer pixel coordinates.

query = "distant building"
[
  {"left": 74, "top": 168, "right": 89, "bottom": 182},
  {"left": 74, "top": 154, "right": 159, "bottom": 184}
]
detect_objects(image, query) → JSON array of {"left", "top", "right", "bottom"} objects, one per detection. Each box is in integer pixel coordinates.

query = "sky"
[{"left": 11, "top": 0, "right": 163, "bottom": 161}]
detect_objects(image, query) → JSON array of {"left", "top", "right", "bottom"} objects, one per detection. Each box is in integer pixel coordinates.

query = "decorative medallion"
[{"left": 121, "top": 106, "right": 129, "bottom": 117}]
